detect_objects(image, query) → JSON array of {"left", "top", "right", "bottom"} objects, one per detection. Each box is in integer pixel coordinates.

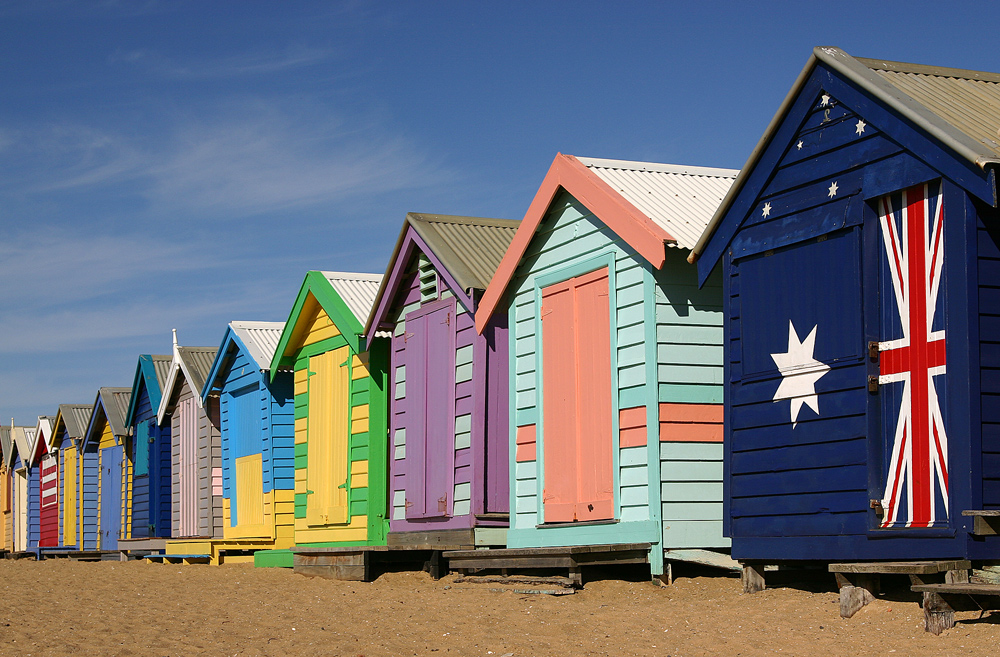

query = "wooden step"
[
  {"left": 961, "top": 509, "right": 1000, "bottom": 535},
  {"left": 911, "top": 582, "right": 1000, "bottom": 635}
]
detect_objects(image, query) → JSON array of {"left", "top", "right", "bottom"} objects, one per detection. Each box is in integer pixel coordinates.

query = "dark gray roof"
[
  {"left": 177, "top": 347, "right": 218, "bottom": 398},
  {"left": 0, "top": 426, "right": 11, "bottom": 466},
  {"left": 151, "top": 354, "right": 172, "bottom": 393},
  {"left": 692, "top": 46, "right": 1000, "bottom": 261},
  {"left": 58, "top": 404, "right": 94, "bottom": 440},
  {"left": 98, "top": 387, "right": 132, "bottom": 438},
  {"left": 405, "top": 213, "right": 520, "bottom": 293}
]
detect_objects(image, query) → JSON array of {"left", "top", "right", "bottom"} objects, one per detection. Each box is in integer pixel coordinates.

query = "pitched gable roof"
[
  {"left": 156, "top": 330, "right": 219, "bottom": 423},
  {"left": 52, "top": 404, "right": 94, "bottom": 447},
  {"left": 202, "top": 321, "right": 285, "bottom": 398},
  {"left": 271, "top": 271, "right": 383, "bottom": 374},
  {"left": 690, "top": 46, "right": 1000, "bottom": 268},
  {"left": 84, "top": 387, "right": 132, "bottom": 448},
  {"left": 366, "top": 213, "right": 520, "bottom": 334},
  {"left": 125, "top": 354, "right": 171, "bottom": 427},
  {"left": 28, "top": 416, "right": 55, "bottom": 464},
  {"left": 476, "top": 153, "right": 737, "bottom": 332},
  {"left": 0, "top": 426, "right": 11, "bottom": 467}
]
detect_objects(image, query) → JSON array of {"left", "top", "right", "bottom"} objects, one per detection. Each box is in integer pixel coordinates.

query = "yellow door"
[
  {"left": 306, "top": 347, "right": 350, "bottom": 526},
  {"left": 63, "top": 446, "right": 78, "bottom": 546}
]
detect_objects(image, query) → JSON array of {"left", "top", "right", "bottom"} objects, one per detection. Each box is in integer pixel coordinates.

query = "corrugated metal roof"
[
  {"left": 691, "top": 47, "right": 1000, "bottom": 264},
  {"left": 59, "top": 403, "right": 94, "bottom": 440},
  {"left": 321, "top": 272, "right": 383, "bottom": 325},
  {"left": 12, "top": 426, "right": 34, "bottom": 462},
  {"left": 177, "top": 347, "right": 218, "bottom": 398},
  {"left": 98, "top": 387, "right": 132, "bottom": 438},
  {"left": 151, "top": 354, "right": 172, "bottom": 393},
  {"left": 407, "top": 213, "right": 521, "bottom": 292},
  {"left": 857, "top": 55, "right": 1000, "bottom": 163},
  {"left": 576, "top": 157, "right": 738, "bottom": 251},
  {"left": 230, "top": 321, "right": 285, "bottom": 371},
  {"left": 0, "top": 426, "right": 11, "bottom": 466}
]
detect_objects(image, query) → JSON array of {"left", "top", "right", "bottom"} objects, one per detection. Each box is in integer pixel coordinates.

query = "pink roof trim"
[{"left": 475, "top": 153, "right": 674, "bottom": 333}]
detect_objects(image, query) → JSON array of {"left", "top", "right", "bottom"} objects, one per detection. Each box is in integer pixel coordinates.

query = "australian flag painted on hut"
[{"left": 690, "top": 47, "right": 1000, "bottom": 561}]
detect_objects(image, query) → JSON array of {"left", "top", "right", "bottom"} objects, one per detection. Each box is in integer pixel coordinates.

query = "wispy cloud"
[
  {"left": 111, "top": 45, "right": 332, "bottom": 78},
  {"left": 1, "top": 100, "right": 452, "bottom": 218}
]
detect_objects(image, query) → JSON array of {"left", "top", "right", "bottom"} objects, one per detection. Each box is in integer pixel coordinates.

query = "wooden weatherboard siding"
[
  {"left": 80, "top": 389, "right": 132, "bottom": 551},
  {"left": 366, "top": 215, "right": 516, "bottom": 542},
  {"left": 693, "top": 47, "right": 1000, "bottom": 562},
  {"left": 202, "top": 322, "right": 295, "bottom": 560},
  {"left": 157, "top": 341, "right": 223, "bottom": 543},
  {"left": 125, "top": 355, "right": 172, "bottom": 539},
  {"left": 271, "top": 271, "right": 388, "bottom": 548},
  {"left": 485, "top": 159, "right": 732, "bottom": 577}
]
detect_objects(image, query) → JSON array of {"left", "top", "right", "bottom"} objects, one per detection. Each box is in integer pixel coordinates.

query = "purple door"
[{"left": 406, "top": 297, "right": 456, "bottom": 518}]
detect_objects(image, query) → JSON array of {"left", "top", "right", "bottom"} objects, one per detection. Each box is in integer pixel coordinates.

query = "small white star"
[
  {"left": 762, "top": 202, "right": 772, "bottom": 218},
  {"left": 771, "top": 321, "right": 830, "bottom": 427},
  {"left": 821, "top": 94, "right": 831, "bottom": 107},
  {"left": 828, "top": 181, "right": 839, "bottom": 198},
  {"left": 855, "top": 119, "right": 867, "bottom": 135},
  {"left": 796, "top": 140, "right": 804, "bottom": 150}
]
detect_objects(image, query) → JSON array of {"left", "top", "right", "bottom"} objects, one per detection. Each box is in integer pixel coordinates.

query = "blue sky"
[{"left": 3, "top": 0, "right": 999, "bottom": 425}]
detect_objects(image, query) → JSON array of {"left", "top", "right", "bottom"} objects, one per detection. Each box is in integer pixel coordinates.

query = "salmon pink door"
[{"left": 541, "top": 267, "right": 614, "bottom": 523}]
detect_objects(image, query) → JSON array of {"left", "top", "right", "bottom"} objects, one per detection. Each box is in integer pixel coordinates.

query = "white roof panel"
[
  {"left": 576, "top": 157, "right": 738, "bottom": 251},
  {"left": 230, "top": 321, "right": 285, "bottom": 371},
  {"left": 320, "top": 272, "right": 383, "bottom": 326}
]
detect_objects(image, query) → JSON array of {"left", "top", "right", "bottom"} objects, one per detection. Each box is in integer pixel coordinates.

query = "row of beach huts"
[{"left": 4, "top": 47, "right": 1000, "bottom": 633}]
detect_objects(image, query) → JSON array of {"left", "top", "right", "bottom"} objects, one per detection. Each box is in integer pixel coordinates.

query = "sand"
[{"left": 0, "top": 559, "right": 997, "bottom": 656}]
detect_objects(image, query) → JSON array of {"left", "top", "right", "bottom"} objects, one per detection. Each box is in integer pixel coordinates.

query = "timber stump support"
[
  {"left": 830, "top": 560, "right": 971, "bottom": 620},
  {"left": 911, "top": 583, "right": 1000, "bottom": 634},
  {"left": 741, "top": 563, "right": 766, "bottom": 593}
]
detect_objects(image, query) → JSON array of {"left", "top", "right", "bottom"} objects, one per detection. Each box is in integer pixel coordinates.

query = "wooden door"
[
  {"left": 875, "top": 183, "right": 949, "bottom": 529},
  {"left": 15, "top": 469, "right": 27, "bottom": 551},
  {"left": 100, "top": 445, "right": 123, "bottom": 549},
  {"left": 228, "top": 387, "right": 266, "bottom": 535},
  {"left": 406, "top": 299, "right": 455, "bottom": 518},
  {"left": 63, "top": 446, "right": 77, "bottom": 547},
  {"left": 306, "top": 348, "right": 350, "bottom": 526},
  {"left": 178, "top": 397, "right": 198, "bottom": 536},
  {"left": 39, "top": 452, "right": 59, "bottom": 547},
  {"left": 541, "top": 268, "right": 614, "bottom": 523}
]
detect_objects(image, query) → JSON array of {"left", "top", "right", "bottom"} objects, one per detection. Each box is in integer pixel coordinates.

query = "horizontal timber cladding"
[
  {"left": 979, "top": 215, "right": 1000, "bottom": 510},
  {"left": 290, "top": 301, "right": 389, "bottom": 547},
  {"left": 385, "top": 245, "right": 509, "bottom": 533},
  {"left": 695, "top": 52, "right": 1000, "bottom": 561},
  {"left": 506, "top": 191, "right": 727, "bottom": 551},
  {"left": 170, "top": 377, "right": 222, "bottom": 539}
]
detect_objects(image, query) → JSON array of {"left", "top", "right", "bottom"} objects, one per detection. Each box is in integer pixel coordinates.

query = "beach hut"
[
  {"left": 156, "top": 333, "right": 222, "bottom": 557},
  {"left": 467, "top": 154, "right": 737, "bottom": 582},
  {"left": 200, "top": 321, "right": 295, "bottom": 567},
  {"left": 28, "top": 416, "right": 56, "bottom": 549},
  {"left": 688, "top": 48, "right": 1000, "bottom": 611},
  {"left": 271, "top": 271, "right": 389, "bottom": 568},
  {"left": 1, "top": 426, "right": 12, "bottom": 553},
  {"left": 9, "top": 424, "right": 36, "bottom": 554},
  {"left": 81, "top": 388, "right": 132, "bottom": 552},
  {"left": 365, "top": 213, "right": 519, "bottom": 548},
  {"left": 49, "top": 404, "right": 94, "bottom": 551},
  {"left": 118, "top": 354, "right": 172, "bottom": 556}
]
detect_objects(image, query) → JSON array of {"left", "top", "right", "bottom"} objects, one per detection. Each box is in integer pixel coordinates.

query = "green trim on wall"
[{"left": 270, "top": 271, "right": 369, "bottom": 376}]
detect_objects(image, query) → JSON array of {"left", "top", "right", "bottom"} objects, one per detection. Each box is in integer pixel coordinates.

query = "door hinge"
[
  {"left": 868, "top": 341, "right": 880, "bottom": 360},
  {"left": 870, "top": 499, "right": 885, "bottom": 516},
  {"left": 867, "top": 375, "right": 879, "bottom": 393}
]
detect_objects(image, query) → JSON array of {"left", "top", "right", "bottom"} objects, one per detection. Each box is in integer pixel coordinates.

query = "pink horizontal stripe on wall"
[
  {"left": 515, "top": 425, "right": 536, "bottom": 462},
  {"left": 619, "top": 406, "right": 647, "bottom": 448},
  {"left": 659, "top": 403, "right": 723, "bottom": 443}
]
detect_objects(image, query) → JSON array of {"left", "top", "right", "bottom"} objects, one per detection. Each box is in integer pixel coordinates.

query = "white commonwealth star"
[
  {"left": 762, "top": 202, "right": 772, "bottom": 218},
  {"left": 796, "top": 140, "right": 804, "bottom": 150},
  {"left": 855, "top": 119, "right": 867, "bottom": 135},
  {"left": 771, "top": 320, "right": 830, "bottom": 428},
  {"left": 828, "top": 181, "right": 839, "bottom": 197}
]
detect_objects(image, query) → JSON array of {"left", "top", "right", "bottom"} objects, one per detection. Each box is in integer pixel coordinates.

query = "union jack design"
[{"left": 877, "top": 183, "right": 948, "bottom": 528}]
